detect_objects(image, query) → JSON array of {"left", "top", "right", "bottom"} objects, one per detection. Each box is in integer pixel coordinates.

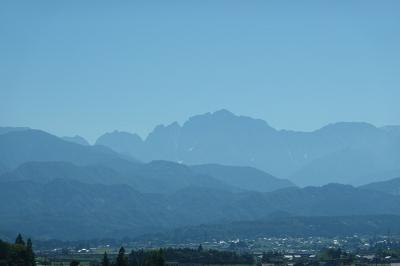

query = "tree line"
[
  {"left": 99, "top": 245, "right": 254, "bottom": 266},
  {"left": 0, "top": 234, "right": 35, "bottom": 266}
]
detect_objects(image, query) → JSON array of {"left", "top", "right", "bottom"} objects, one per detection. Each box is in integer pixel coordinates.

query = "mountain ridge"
[
  {"left": 93, "top": 110, "right": 400, "bottom": 185},
  {"left": 1, "top": 178, "right": 399, "bottom": 240}
]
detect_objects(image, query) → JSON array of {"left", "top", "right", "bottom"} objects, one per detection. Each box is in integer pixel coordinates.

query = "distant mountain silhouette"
[
  {"left": 62, "top": 135, "right": 90, "bottom": 146},
  {"left": 95, "top": 110, "right": 400, "bottom": 186},
  {"left": 0, "top": 126, "right": 30, "bottom": 135},
  {"left": 96, "top": 130, "right": 144, "bottom": 158},
  {"left": 0, "top": 129, "right": 293, "bottom": 193},
  {"left": 360, "top": 176, "right": 400, "bottom": 196},
  {"left": 0, "top": 159, "right": 293, "bottom": 194},
  {"left": 0, "top": 161, "right": 131, "bottom": 186},
  {"left": 0, "top": 129, "right": 137, "bottom": 169}
]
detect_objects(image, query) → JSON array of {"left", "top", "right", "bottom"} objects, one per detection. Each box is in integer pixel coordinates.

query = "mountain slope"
[
  {"left": 264, "top": 183, "right": 400, "bottom": 216},
  {"left": 62, "top": 135, "right": 90, "bottom": 146},
  {"left": 0, "top": 179, "right": 168, "bottom": 240},
  {"left": 290, "top": 146, "right": 400, "bottom": 186},
  {"left": 0, "top": 129, "right": 294, "bottom": 193},
  {"left": 0, "top": 160, "right": 236, "bottom": 194},
  {"left": 191, "top": 163, "right": 294, "bottom": 192},
  {"left": 359, "top": 176, "right": 400, "bottom": 196},
  {"left": 0, "top": 161, "right": 132, "bottom": 186},
  {"left": 0, "top": 127, "right": 30, "bottom": 135},
  {"left": 0, "top": 130, "right": 220, "bottom": 194},
  {"left": 1, "top": 179, "right": 400, "bottom": 240}
]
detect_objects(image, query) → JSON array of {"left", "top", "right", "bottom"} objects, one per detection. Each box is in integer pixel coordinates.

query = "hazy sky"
[{"left": 1, "top": 1, "right": 399, "bottom": 142}]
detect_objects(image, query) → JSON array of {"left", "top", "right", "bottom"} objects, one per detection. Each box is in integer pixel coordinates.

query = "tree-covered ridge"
[{"left": 0, "top": 234, "right": 35, "bottom": 266}]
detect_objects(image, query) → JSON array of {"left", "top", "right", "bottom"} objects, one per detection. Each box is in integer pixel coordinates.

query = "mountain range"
[
  {"left": 1, "top": 176, "right": 400, "bottom": 240},
  {"left": 0, "top": 128, "right": 293, "bottom": 194},
  {"left": 1, "top": 110, "right": 400, "bottom": 240},
  {"left": 95, "top": 110, "right": 400, "bottom": 186},
  {"left": 360, "top": 176, "right": 400, "bottom": 196}
]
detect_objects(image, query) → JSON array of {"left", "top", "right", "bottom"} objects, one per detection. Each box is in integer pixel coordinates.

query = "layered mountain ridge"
[
  {"left": 96, "top": 110, "right": 400, "bottom": 186},
  {"left": 1, "top": 111, "right": 399, "bottom": 240}
]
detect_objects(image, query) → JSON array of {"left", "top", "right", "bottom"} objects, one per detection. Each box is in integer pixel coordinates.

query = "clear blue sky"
[{"left": 1, "top": 1, "right": 399, "bottom": 142}]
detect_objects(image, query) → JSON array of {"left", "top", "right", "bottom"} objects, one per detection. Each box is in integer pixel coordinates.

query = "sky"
[{"left": 1, "top": 1, "right": 399, "bottom": 143}]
